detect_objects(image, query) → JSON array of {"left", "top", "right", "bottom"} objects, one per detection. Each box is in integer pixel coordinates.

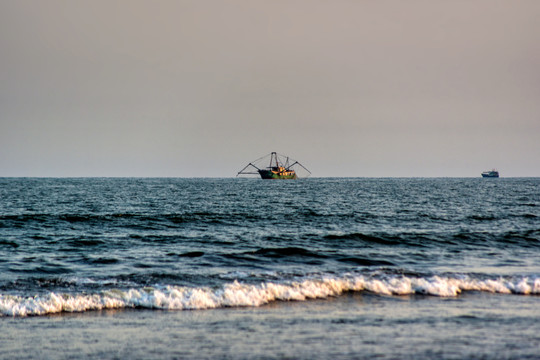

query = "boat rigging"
[{"left": 237, "top": 152, "right": 311, "bottom": 179}]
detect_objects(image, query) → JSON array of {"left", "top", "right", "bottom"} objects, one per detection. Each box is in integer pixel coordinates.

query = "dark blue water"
[
  {"left": 1, "top": 178, "right": 539, "bottom": 359},
  {"left": 1, "top": 177, "right": 538, "bottom": 312}
]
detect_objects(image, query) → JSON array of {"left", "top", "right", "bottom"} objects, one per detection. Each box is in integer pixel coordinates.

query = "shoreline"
[{"left": 3, "top": 292, "right": 539, "bottom": 359}]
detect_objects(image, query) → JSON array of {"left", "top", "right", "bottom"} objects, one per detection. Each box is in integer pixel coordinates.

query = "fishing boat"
[
  {"left": 237, "top": 152, "right": 311, "bottom": 179},
  {"left": 481, "top": 169, "right": 499, "bottom": 178}
]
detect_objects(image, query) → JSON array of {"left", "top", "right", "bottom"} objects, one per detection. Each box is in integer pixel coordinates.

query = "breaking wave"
[{"left": 2, "top": 274, "right": 539, "bottom": 317}]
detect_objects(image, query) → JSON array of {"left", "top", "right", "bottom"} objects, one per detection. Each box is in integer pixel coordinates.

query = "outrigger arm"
[
  {"left": 287, "top": 161, "right": 311, "bottom": 175},
  {"left": 236, "top": 163, "right": 260, "bottom": 176}
]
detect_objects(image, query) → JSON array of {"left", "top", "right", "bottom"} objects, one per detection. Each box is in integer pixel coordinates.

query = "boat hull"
[
  {"left": 481, "top": 172, "right": 499, "bottom": 178},
  {"left": 258, "top": 170, "right": 297, "bottom": 180}
]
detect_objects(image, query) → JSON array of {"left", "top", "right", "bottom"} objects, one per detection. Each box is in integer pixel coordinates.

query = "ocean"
[{"left": 1, "top": 177, "right": 539, "bottom": 359}]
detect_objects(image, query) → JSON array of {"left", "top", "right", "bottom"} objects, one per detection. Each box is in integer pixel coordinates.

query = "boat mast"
[{"left": 270, "top": 152, "right": 278, "bottom": 168}]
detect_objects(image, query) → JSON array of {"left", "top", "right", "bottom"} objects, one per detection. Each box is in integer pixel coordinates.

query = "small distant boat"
[
  {"left": 237, "top": 152, "right": 311, "bottom": 180},
  {"left": 481, "top": 169, "right": 499, "bottom": 178}
]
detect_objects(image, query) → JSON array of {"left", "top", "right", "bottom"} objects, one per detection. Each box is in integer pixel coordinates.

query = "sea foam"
[{"left": 1, "top": 274, "right": 539, "bottom": 316}]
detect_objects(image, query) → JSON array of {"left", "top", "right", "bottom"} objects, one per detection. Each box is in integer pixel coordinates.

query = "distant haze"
[{"left": 1, "top": 0, "right": 539, "bottom": 177}]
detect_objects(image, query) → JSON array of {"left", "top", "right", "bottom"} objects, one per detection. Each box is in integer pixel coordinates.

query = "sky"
[{"left": 1, "top": 0, "right": 539, "bottom": 177}]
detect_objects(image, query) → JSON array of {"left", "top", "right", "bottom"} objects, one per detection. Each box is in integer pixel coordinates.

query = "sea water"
[{"left": 1, "top": 178, "right": 539, "bottom": 359}]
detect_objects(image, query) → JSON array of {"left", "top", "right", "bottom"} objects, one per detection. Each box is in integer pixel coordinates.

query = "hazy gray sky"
[{"left": 1, "top": 0, "right": 539, "bottom": 177}]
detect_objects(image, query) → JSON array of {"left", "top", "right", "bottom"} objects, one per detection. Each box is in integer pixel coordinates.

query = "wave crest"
[{"left": 2, "top": 275, "right": 539, "bottom": 316}]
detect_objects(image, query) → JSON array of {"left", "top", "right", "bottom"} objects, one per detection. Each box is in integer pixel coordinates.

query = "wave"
[
  {"left": 2, "top": 274, "right": 539, "bottom": 317},
  {"left": 0, "top": 240, "right": 19, "bottom": 248},
  {"left": 250, "top": 247, "right": 328, "bottom": 259},
  {"left": 324, "top": 230, "right": 540, "bottom": 248},
  {"left": 324, "top": 233, "right": 399, "bottom": 245},
  {"left": 0, "top": 212, "right": 260, "bottom": 224}
]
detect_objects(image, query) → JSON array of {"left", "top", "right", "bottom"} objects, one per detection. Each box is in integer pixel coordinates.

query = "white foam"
[{"left": 1, "top": 275, "right": 538, "bottom": 316}]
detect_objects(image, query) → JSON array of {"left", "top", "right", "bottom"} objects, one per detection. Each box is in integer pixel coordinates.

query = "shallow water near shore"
[
  {"left": 3, "top": 292, "right": 539, "bottom": 359},
  {"left": 1, "top": 177, "right": 539, "bottom": 358}
]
